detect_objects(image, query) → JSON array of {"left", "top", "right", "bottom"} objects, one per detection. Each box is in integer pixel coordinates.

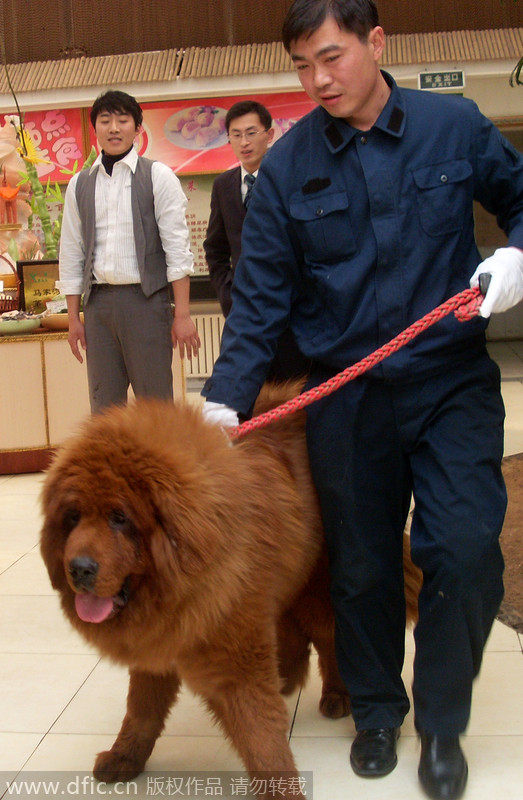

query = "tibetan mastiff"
[{"left": 40, "top": 381, "right": 421, "bottom": 795}]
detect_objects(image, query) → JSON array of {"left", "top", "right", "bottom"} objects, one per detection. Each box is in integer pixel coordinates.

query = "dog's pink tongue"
[{"left": 75, "top": 593, "right": 114, "bottom": 623}]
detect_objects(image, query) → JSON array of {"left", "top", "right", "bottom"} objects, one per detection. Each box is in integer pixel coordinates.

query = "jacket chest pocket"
[
  {"left": 289, "top": 190, "right": 357, "bottom": 262},
  {"left": 412, "top": 159, "right": 473, "bottom": 236}
]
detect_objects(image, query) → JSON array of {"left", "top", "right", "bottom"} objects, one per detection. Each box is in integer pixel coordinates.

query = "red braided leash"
[{"left": 229, "top": 286, "right": 483, "bottom": 440}]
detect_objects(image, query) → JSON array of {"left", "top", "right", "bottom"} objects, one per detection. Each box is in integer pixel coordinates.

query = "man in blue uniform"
[{"left": 202, "top": 3, "right": 523, "bottom": 798}]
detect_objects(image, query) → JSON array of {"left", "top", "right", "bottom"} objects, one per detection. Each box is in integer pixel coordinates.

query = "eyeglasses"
[{"left": 228, "top": 129, "right": 269, "bottom": 143}]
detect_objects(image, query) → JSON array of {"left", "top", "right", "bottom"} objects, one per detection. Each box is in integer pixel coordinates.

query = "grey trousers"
[{"left": 84, "top": 284, "right": 174, "bottom": 413}]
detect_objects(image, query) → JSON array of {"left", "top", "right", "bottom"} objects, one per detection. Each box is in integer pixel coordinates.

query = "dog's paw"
[
  {"left": 94, "top": 750, "right": 145, "bottom": 783},
  {"left": 319, "top": 690, "right": 351, "bottom": 719}
]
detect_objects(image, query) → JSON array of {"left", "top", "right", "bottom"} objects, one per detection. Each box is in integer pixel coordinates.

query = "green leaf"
[{"left": 7, "top": 238, "right": 20, "bottom": 262}]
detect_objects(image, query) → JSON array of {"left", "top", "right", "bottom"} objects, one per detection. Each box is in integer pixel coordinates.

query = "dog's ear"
[
  {"left": 144, "top": 417, "right": 243, "bottom": 580},
  {"left": 39, "top": 469, "right": 70, "bottom": 590},
  {"left": 40, "top": 517, "right": 69, "bottom": 591},
  {"left": 149, "top": 477, "right": 225, "bottom": 579},
  {"left": 149, "top": 521, "right": 178, "bottom": 578}
]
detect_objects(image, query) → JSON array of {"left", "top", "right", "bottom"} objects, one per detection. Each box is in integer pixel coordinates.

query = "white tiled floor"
[{"left": 1, "top": 342, "right": 523, "bottom": 800}]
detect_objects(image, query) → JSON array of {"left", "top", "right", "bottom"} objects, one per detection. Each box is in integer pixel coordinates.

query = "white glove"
[
  {"left": 202, "top": 401, "right": 239, "bottom": 428},
  {"left": 470, "top": 247, "right": 523, "bottom": 318}
]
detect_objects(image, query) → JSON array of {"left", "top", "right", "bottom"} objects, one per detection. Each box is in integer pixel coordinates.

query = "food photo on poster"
[{"left": 164, "top": 105, "right": 228, "bottom": 150}]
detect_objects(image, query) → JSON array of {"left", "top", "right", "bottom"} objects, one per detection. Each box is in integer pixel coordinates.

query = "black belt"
[{"left": 91, "top": 283, "right": 140, "bottom": 290}]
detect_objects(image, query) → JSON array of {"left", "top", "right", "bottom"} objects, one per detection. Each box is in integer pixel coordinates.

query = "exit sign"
[{"left": 419, "top": 71, "right": 465, "bottom": 90}]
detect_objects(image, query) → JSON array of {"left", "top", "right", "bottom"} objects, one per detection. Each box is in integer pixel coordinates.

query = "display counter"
[{"left": 0, "top": 330, "right": 185, "bottom": 474}]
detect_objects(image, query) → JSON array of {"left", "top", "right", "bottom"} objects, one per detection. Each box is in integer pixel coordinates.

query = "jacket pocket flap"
[
  {"left": 412, "top": 159, "right": 472, "bottom": 190},
  {"left": 290, "top": 190, "right": 349, "bottom": 221}
]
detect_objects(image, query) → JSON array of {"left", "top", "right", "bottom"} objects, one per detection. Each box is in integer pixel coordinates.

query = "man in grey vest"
[{"left": 59, "top": 90, "right": 200, "bottom": 412}]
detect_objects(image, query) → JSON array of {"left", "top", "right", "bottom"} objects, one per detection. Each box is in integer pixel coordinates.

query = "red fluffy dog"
[{"left": 40, "top": 381, "right": 421, "bottom": 798}]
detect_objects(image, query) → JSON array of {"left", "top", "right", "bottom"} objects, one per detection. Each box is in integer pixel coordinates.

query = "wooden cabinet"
[{"left": 0, "top": 331, "right": 185, "bottom": 473}]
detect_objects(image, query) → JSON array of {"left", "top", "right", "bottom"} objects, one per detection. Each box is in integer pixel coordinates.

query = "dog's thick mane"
[{"left": 40, "top": 383, "right": 326, "bottom": 666}]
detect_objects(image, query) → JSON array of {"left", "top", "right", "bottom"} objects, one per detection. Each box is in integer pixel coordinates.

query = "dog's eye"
[
  {"left": 63, "top": 508, "right": 81, "bottom": 532},
  {"left": 108, "top": 509, "right": 129, "bottom": 530}
]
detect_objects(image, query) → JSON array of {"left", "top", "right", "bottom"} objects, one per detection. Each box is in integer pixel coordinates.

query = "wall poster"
[
  {"left": 6, "top": 94, "right": 318, "bottom": 284},
  {"left": 0, "top": 109, "right": 86, "bottom": 183},
  {"left": 87, "top": 92, "right": 317, "bottom": 174},
  {"left": 179, "top": 173, "right": 215, "bottom": 276},
  {"left": 85, "top": 91, "right": 317, "bottom": 279}
]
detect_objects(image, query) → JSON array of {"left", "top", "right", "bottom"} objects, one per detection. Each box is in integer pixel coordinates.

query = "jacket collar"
[{"left": 322, "top": 70, "right": 406, "bottom": 153}]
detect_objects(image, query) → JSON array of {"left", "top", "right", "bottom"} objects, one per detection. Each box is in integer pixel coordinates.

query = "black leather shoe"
[
  {"left": 350, "top": 728, "right": 400, "bottom": 777},
  {"left": 418, "top": 733, "right": 468, "bottom": 800}
]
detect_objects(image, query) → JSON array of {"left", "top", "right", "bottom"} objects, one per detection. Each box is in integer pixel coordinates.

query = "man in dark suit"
[
  {"left": 204, "top": 100, "right": 273, "bottom": 316},
  {"left": 204, "top": 99, "right": 310, "bottom": 381}
]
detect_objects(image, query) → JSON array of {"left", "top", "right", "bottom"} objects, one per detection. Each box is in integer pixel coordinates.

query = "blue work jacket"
[{"left": 203, "top": 73, "right": 523, "bottom": 417}]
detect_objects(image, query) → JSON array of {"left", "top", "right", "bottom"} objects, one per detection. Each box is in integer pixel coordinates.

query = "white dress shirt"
[{"left": 58, "top": 148, "right": 194, "bottom": 295}]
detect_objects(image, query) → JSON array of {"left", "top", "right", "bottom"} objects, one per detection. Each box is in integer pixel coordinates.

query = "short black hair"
[
  {"left": 225, "top": 100, "right": 272, "bottom": 134},
  {"left": 90, "top": 90, "right": 143, "bottom": 129},
  {"left": 282, "top": 0, "right": 379, "bottom": 52}
]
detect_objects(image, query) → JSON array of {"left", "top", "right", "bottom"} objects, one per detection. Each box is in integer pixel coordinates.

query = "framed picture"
[{"left": 17, "top": 259, "right": 60, "bottom": 314}]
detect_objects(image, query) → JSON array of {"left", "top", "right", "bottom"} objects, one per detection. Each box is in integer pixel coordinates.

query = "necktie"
[{"left": 244, "top": 173, "right": 256, "bottom": 209}]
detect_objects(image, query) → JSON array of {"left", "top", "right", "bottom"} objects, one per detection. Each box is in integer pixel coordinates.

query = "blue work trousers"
[{"left": 306, "top": 351, "right": 506, "bottom": 734}]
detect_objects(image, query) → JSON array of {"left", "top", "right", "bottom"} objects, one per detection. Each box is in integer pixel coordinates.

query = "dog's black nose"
[{"left": 69, "top": 556, "right": 99, "bottom": 589}]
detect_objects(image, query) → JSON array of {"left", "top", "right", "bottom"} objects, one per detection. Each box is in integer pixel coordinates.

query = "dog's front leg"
[
  {"left": 94, "top": 668, "right": 181, "bottom": 782},
  {"left": 205, "top": 681, "right": 306, "bottom": 800}
]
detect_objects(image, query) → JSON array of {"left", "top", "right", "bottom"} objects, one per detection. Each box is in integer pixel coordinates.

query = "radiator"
[{"left": 184, "top": 313, "right": 225, "bottom": 378}]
